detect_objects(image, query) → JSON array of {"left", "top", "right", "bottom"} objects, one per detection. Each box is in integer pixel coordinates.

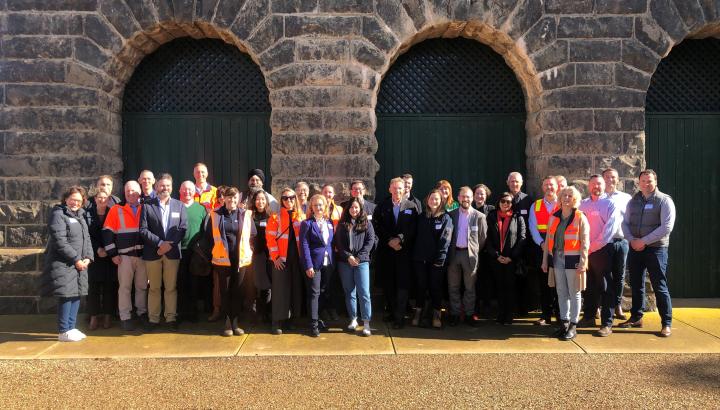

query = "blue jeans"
[
  {"left": 553, "top": 252, "right": 581, "bottom": 323},
  {"left": 610, "top": 239, "right": 629, "bottom": 306},
  {"left": 337, "top": 261, "right": 371, "bottom": 321},
  {"left": 58, "top": 297, "right": 81, "bottom": 333},
  {"left": 628, "top": 246, "right": 672, "bottom": 327}
]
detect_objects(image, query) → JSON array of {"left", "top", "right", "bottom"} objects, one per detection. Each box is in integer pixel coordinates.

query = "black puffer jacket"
[{"left": 41, "top": 205, "right": 94, "bottom": 298}]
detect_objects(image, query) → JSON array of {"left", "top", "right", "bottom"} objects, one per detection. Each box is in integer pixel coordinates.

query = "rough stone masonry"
[{"left": 1, "top": 0, "right": 716, "bottom": 312}]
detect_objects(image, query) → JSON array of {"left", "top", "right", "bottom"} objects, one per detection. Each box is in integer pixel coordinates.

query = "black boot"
[
  {"left": 553, "top": 320, "right": 569, "bottom": 338},
  {"left": 562, "top": 322, "right": 577, "bottom": 341},
  {"left": 310, "top": 320, "right": 320, "bottom": 337}
]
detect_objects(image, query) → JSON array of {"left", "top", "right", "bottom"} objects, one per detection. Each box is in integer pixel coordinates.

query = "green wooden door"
[
  {"left": 375, "top": 113, "right": 526, "bottom": 199},
  {"left": 645, "top": 114, "right": 720, "bottom": 297},
  {"left": 123, "top": 113, "right": 271, "bottom": 189}
]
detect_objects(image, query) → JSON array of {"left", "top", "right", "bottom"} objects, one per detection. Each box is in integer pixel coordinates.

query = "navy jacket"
[
  {"left": 139, "top": 197, "right": 187, "bottom": 260},
  {"left": 413, "top": 212, "right": 453, "bottom": 266},
  {"left": 372, "top": 196, "right": 419, "bottom": 257},
  {"left": 299, "top": 218, "right": 335, "bottom": 271},
  {"left": 333, "top": 219, "right": 376, "bottom": 263}
]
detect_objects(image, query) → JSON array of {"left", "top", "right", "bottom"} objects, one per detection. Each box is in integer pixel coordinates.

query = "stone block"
[
  {"left": 507, "top": 0, "right": 543, "bottom": 40},
  {"left": 84, "top": 15, "right": 125, "bottom": 52},
  {"left": 285, "top": 15, "right": 362, "bottom": 38},
  {"left": 4, "top": 179, "right": 58, "bottom": 201},
  {"left": 0, "top": 202, "right": 46, "bottom": 225},
  {"left": 540, "top": 133, "right": 566, "bottom": 154},
  {"left": 698, "top": 0, "right": 718, "bottom": 21},
  {"left": 634, "top": 17, "right": 671, "bottom": 57},
  {"left": 77, "top": 132, "right": 122, "bottom": 156},
  {"left": 566, "top": 132, "right": 623, "bottom": 155},
  {"left": 322, "top": 109, "right": 374, "bottom": 132},
  {"left": 543, "top": 87, "right": 645, "bottom": 109},
  {"left": 400, "top": 0, "right": 427, "bottom": 30},
  {"left": 351, "top": 41, "right": 386, "bottom": 71},
  {"left": 0, "top": 272, "right": 41, "bottom": 296},
  {"left": 195, "top": 0, "right": 220, "bottom": 21},
  {"left": 544, "top": 0, "right": 593, "bottom": 13},
  {"left": 153, "top": 0, "right": 176, "bottom": 22},
  {"left": 270, "top": 109, "right": 323, "bottom": 131},
  {"left": 466, "top": 0, "right": 516, "bottom": 27},
  {"left": 272, "top": 133, "right": 376, "bottom": 156},
  {"left": 0, "top": 296, "right": 39, "bottom": 314},
  {"left": 530, "top": 40, "right": 568, "bottom": 72},
  {"left": 259, "top": 39, "right": 295, "bottom": 71},
  {"left": 74, "top": 37, "right": 112, "bottom": 69},
  {"left": 2, "top": 107, "right": 112, "bottom": 133},
  {"left": 213, "top": 0, "right": 244, "bottom": 27},
  {"left": 270, "top": 0, "right": 317, "bottom": 13},
  {"left": 5, "top": 13, "right": 84, "bottom": 35},
  {"left": 0, "top": 230, "right": 4, "bottom": 247},
  {"left": 124, "top": 0, "right": 160, "bottom": 30},
  {"left": 569, "top": 40, "right": 621, "bottom": 62},
  {"left": 595, "top": 154, "right": 643, "bottom": 177},
  {"left": 270, "top": 155, "right": 325, "bottom": 178},
  {"left": 230, "top": 0, "right": 271, "bottom": 40},
  {"left": 595, "top": 0, "right": 647, "bottom": 14},
  {"left": 297, "top": 39, "right": 349, "bottom": 62},
  {"left": 3, "top": 131, "right": 78, "bottom": 155},
  {"left": 0, "top": 155, "right": 51, "bottom": 177},
  {"left": 575, "top": 63, "right": 613, "bottom": 85},
  {"left": 271, "top": 87, "right": 372, "bottom": 109},
  {"left": 100, "top": 0, "right": 142, "bottom": 39},
  {"left": 317, "top": 0, "right": 372, "bottom": 13},
  {"left": 0, "top": 250, "right": 40, "bottom": 273},
  {"left": 65, "top": 62, "right": 115, "bottom": 93},
  {"left": 0, "top": 60, "right": 65, "bottom": 83},
  {"left": 8, "top": 225, "right": 47, "bottom": 247},
  {"left": 247, "top": 15, "right": 283, "bottom": 54},
  {"left": 7, "top": 0, "right": 97, "bottom": 10},
  {"left": 2, "top": 36, "right": 73, "bottom": 59},
  {"left": 622, "top": 132, "right": 645, "bottom": 156},
  {"left": 539, "top": 109, "right": 594, "bottom": 132},
  {"left": 594, "top": 109, "right": 644, "bottom": 132},
  {"left": 522, "top": 17, "right": 556, "bottom": 55},
  {"left": 650, "top": 0, "right": 688, "bottom": 42},
  {"left": 375, "top": 0, "right": 417, "bottom": 42},
  {"left": 267, "top": 63, "right": 346, "bottom": 89},
  {"left": 5, "top": 84, "right": 98, "bottom": 108},
  {"left": 614, "top": 63, "right": 651, "bottom": 90},
  {"left": 557, "top": 17, "right": 633, "bottom": 39},
  {"left": 324, "top": 155, "right": 378, "bottom": 178},
  {"left": 621, "top": 40, "right": 660, "bottom": 74},
  {"left": 362, "top": 17, "right": 398, "bottom": 54},
  {"left": 547, "top": 155, "right": 592, "bottom": 177},
  {"left": 673, "top": 0, "right": 706, "bottom": 31},
  {"left": 539, "top": 64, "right": 575, "bottom": 90}
]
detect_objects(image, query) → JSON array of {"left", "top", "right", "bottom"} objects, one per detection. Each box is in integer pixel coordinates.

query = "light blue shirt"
[
  {"left": 579, "top": 195, "right": 619, "bottom": 254},
  {"left": 159, "top": 200, "right": 170, "bottom": 235},
  {"left": 605, "top": 190, "right": 632, "bottom": 239},
  {"left": 392, "top": 200, "right": 401, "bottom": 222}
]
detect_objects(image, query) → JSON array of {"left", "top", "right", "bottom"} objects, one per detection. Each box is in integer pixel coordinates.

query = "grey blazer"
[{"left": 448, "top": 207, "right": 488, "bottom": 272}]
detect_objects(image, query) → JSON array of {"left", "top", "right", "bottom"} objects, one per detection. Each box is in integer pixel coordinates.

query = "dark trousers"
[
  {"left": 475, "top": 253, "right": 496, "bottom": 313},
  {"left": 414, "top": 261, "right": 444, "bottom": 310},
  {"left": 305, "top": 264, "right": 334, "bottom": 323},
  {"left": 87, "top": 280, "right": 116, "bottom": 316},
  {"left": 584, "top": 246, "right": 610, "bottom": 320},
  {"left": 530, "top": 243, "right": 557, "bottom": 321},
  {"left": 215, "top": 265, "right": 246, "bottom": 322},
  {"left": 610, "top": 239, "right": 629, "bottom": 306},
  {"left": 628, "top": 246, "right": 672, "bottom": 327},
  {"left": 177, "top": 252, "right": 195, "bottom": 319},
  {"left": 379, "top": 250, "right": 412, "bottom": 322},
  {"left": 492, "top": 260, "right": 517, "bottom": 323}
]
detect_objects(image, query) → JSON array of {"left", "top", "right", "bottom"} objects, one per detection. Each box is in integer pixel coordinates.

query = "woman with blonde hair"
[
  {"left": 542, "top": 186, "right": 590, "bottom": 341},
  {"left": 435, "top": 180, "right": 458, "bottom": 212}
]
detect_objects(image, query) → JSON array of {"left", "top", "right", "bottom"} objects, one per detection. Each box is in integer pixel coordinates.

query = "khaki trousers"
[
  {"left": 117, "top": 255, "right": 147, "bottom": 321},
  {"left": 146, "top": 256, "right": 180, "bottom": 323}
]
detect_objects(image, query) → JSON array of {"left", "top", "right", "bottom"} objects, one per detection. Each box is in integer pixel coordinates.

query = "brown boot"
[
  {"left": 88, "top": 315, "right": 99, "bottom": 331},
  {"left": 102, "top": 314, "right": 112, "bottom": 329}
]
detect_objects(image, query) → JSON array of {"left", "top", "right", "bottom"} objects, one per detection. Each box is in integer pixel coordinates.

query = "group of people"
[{"left": 42, "top": 163, "right": 676, "bottom": 342}]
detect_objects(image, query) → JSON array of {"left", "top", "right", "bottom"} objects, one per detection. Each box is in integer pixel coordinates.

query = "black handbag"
[{"left": 189, "top": 240, "right": 211, "bottom": 277}]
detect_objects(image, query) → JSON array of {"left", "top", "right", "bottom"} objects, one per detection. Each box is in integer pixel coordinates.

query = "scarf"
[{"left": 497, "top": 209, "right": 513, "bottom": 253}]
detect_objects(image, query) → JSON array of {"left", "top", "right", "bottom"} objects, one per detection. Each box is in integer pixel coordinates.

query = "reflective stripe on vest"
[
  {"left": 533, "top": 199, "right": 557, "bottom": 233},
  {"left": 211, "top": 210, "right": 254, "bottom": 268},
  {"left": 547, "top": 210, "right": 583, "bottom": 258},
  {"left": 238, "top": 210, "right": 253, "bottom": 268}
]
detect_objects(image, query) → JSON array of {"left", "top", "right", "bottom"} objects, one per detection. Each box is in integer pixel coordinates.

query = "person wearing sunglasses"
[
  {"left": 486, "top": 192, "right": 526, "bottom": 325},
  {"left": 266, "top": 188, "right": 306, "bottom": 335}
]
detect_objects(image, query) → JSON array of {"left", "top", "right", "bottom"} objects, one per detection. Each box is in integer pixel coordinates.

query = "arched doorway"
[
  {"left": 645, "top": 38, "right": 720, "bottom": 297},
  {"left": 122, "top": 38, "right": 271, "bottom": 189},
  {"left": 375, "top": 37, "right": 526, "bottom": 201}
]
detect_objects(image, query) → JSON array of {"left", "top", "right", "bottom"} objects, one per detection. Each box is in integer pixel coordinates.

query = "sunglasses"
[
  {"left": 281, "top": 195, "right": 296, "bottom": 201},
  {"left": 499, "top": 199, "right": 512, "bottom": 204}
]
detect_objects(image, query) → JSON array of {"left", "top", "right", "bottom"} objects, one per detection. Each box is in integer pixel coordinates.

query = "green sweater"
[{"left": 181, "top": 202, "right": 207, "bottom": 250}]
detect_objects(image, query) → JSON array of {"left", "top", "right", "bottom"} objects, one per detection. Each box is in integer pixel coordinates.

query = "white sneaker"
[
  {"left": 362, "top": 321, "right": 372, "bottom": 337},
  {"left": 69, "top": 329, "right": 87, "bottom": 340},
  {"left": 347, "top": 318, "right": 358, "bottom": 331},
  {"left": 58, "top": 331, "right": 82, "bottom": 342}
]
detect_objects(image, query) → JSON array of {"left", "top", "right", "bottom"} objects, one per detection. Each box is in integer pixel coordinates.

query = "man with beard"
[
  {"left": 341, "top": 180, "right": 376, "bottom": 218},
  {"left": 241, "top": 169, "right": 279, "bottom": 214}
]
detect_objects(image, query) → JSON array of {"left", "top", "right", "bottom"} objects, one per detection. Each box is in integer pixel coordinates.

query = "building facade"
[{"left": 1, "top": 0, "right": 719, "bottom": 311}]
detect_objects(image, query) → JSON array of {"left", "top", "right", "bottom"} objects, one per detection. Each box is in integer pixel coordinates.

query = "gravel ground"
[{"left": 1, "top": 354, "right": 719, "bottom": 409}]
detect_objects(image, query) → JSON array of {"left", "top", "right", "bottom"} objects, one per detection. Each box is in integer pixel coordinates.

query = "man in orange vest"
[
  {"left": 102, "top": 181, "right": 147, "bottom": 331},
  {"left": 193, "top": 162, "right": 217, "bottom": 212},
  {"left": 528, "top": 176, "right": 560, "bottom": 326}
]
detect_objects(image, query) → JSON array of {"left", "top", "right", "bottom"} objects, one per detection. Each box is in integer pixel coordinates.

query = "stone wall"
[{"left": 2, "top": 0, "right": 718, "bottom": 311}]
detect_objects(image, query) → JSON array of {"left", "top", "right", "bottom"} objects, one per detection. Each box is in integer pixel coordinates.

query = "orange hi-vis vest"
[
  {"left": 328, "top": 201, "right": 343, "bottom": 227},
  {"left": 194, "top": 184, "right": 217, "bottom": 212},
  {"left": 102, "top": 203, "right": 143, "bottom": 257},
  {"left": 532, "top": 198, "right": 559, "bottom": 234},
  {"left": 210, "top": 209, "right": 253, "bottom": 269},
  {"left": 266, "top": 209, "right": 305, "bottom": 261},
  {"left": 546, "top": 209, "right": 583, "bottom": 269}
]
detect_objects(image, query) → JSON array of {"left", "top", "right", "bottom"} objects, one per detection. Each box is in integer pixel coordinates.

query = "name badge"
[
  {"left": 329, "top": 224, "right": 333, "bottom": 230},
  {"left": 367, "top": 215, "right": 372, "bottom": 220},
  {"left": 471, "top": 226, "right": 479, "bottom": 232},
  {"left": 404, "top": 209, "right": 412, "bottom": 214},
  {"left": 259, "top": 221, "right": 267, "bottom": 227},
  {"left": 591, "top": 210, "right": 600, "bottom": 216},
  {"left": 171, "top": 212, "right": 180, "bottom": 218},
  {"left": 68, "top": 218, "right": 78, "bottom": 224},
  {"left": 520, "top": 210, "right": 527, "bottom": 215},
  {"left": 644, "top": 204, "right": 653, "bottom": 210},
  {"left": 435, "top": 224, "right": 442, "bottom": 230}
]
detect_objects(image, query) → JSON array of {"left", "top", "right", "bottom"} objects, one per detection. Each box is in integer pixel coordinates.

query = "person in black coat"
[
  {"left": 333, "top": 197, "right": 376, "bottom": 336},
  {"left": 412, "top": 189, "right": 453, "bottom": 328},
  {"left": 473, "top": 183, "right": 496, "bottom": 316},
  {"left": 486, "top": 192, "right": 527, "bottom": 325},
  {"left": 42, "top": 186, "right": 94, "bottom": 342},
  {"left": 372, "top": 177, "right": 419, "bottom": 328}
]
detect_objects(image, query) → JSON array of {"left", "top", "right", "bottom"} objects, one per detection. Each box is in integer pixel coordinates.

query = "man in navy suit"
[{"left": 139, "top": 173, "right": 187, "bottom": 331}]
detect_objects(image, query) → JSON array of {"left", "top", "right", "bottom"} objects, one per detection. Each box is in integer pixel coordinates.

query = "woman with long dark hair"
[{"left": 248, "top": 190, "right": 273, "bottom": 323}]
